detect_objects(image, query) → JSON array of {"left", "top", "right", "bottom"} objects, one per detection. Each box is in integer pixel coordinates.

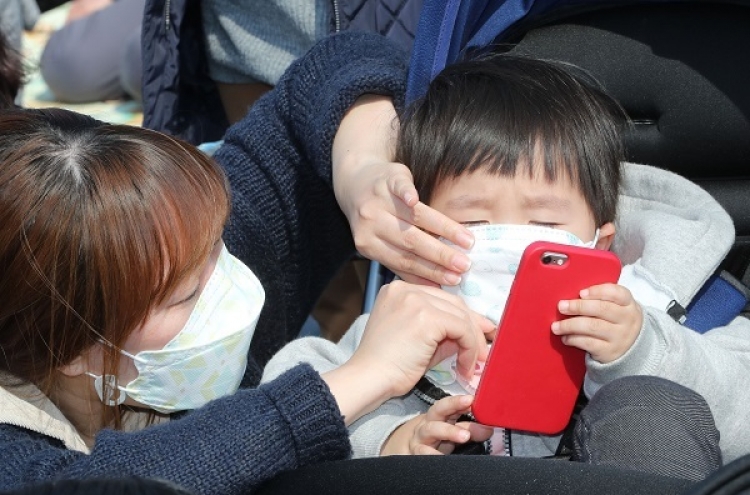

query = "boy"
[{"left": 263, "top": 54, "right": 743, "bottom": 477}]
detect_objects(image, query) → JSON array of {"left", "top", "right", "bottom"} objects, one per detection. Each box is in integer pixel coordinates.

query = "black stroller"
[{"left": 266, "top": 1, "right": 750, "bottom": 494}]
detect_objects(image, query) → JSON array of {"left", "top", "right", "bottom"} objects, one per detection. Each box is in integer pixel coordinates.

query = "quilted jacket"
[{"left": 141, "top": 0, "right": 422, "bottom": 144}]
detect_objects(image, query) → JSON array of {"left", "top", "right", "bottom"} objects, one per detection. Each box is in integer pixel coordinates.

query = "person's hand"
[
  {"left": 332, "top": 94, "right": 474, "bottom": 287},
  {"left": 321, "top": 281, "right": 493, "bottom": 425},
  {"left": 551, "top": 283, "right": 643, "bottom": 363},
  {"left": 66, "top": 0, "right": 113, "bottom": 23},
  {"left": 381, "top": 395, "right": 493, "bottom": 455}
]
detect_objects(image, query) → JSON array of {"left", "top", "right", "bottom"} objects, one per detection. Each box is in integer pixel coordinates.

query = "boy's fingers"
[
  {"left": 559, "top": 333, "right": 607, "bottom": 355},
  {"left": 457, "top": 421, "right": 494, "bottom": 443},
  {"left": 580, "top": 284, "right": 631, "bottom": 305},
  {"left": 426, "top": 395, "right": 473, "bottom": 421},
  {"left": 553, "top": 315, "right": 611, "bottom": 338},
  {"left": 558, "top": 298, "right": 620, "bottom": 322},
  {"left": 413, "top": 444, "right": 445, "bottom": 455},
  {"left": 417, "top": 421, "right": 472, "bottom": 446}
]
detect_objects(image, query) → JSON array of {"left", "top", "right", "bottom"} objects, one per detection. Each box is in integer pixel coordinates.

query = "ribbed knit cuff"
[
  {"left": 261, "top": 364, "right": 351, "bottom": 467},
  {"left": 584, "top": 309, "right": 664, "bottom": 397}
]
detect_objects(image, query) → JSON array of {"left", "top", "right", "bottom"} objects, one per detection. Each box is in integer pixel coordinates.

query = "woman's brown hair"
[
  {"left": 0, "top": 109, "right": 230, "bottom": 421},
  {"left": 0, "top": 30, "right": 24, "bottom": 109}
]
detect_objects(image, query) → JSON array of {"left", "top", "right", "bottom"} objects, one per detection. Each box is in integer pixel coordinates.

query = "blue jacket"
[
  {"left": 0, "top": 32, "right": 408, "bottom": 494},
  {"left": 407, "top": 0, "right": 694, "bottom": 102},
  {"left": 142, "top": 0, "right": 421, "bottom": 144}
]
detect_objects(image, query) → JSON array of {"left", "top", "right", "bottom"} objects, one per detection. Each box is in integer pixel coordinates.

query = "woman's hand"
[
  {"left": 552, "top": 283, "right": 643, "bottom": 363},
  {"left": 332, "top": 95, "right": 474, "bottom": 287},
  {"left": 381, "top": 395, "right": 493, "bottom": 455},
  {"left": 322, "top": 281, "right": 494, "bottom": 425}
]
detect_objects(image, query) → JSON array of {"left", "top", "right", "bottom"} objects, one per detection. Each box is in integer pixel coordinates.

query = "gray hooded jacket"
[{"left": 262, "top": 163, "right": 748, "bottom": 462}]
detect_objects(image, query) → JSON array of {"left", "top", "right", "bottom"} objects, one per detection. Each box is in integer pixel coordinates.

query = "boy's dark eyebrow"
[
  {"left": 444, "top": 195, "right": 495, "bottom": 210},
  {"left": 522, "top": 193, "right": 572, "bottom": 210}
]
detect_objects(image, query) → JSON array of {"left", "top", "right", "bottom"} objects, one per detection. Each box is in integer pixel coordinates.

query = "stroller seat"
[{"left": 365, "top": 0, "right": 750, "bottom": 314}]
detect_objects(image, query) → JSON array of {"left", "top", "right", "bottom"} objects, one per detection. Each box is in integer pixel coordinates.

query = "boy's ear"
[{"left": 596, "top": 222, "right": 616, "bottom": 250}]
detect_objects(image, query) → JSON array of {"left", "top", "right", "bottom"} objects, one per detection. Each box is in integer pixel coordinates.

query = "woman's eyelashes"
[{"left": 171, "top": 286, "right": 200, "bottom": 307}]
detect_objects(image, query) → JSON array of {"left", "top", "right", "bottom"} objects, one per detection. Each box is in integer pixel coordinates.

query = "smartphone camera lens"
[{"left": 541, "top": 252, "right": 567, "bottom": 266}]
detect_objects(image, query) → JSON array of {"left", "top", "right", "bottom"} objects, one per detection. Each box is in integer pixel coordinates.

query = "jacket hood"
[
  {"left": 612, "top": 163, "right": 735, "bottom": 309},
  {"left": 0, "top": 375, "right": 90, "bottom": 453}
]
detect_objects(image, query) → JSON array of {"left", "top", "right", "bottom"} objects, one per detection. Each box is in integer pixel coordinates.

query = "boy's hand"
[
  {"left": 381, "top": 395, "right": 493, "bottom": 455},
  {"left": 551, "top": 283, "right": 643, "bottom": 363}
]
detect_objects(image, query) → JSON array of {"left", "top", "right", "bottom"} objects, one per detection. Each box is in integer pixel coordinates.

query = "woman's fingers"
[
  {"left": 357, "top": 281, "right": 488, "bottom": 396},
  {"left": 387, "top": 169, "right": 419, "bottom": 207},
  {"left": 411, "top": 202, "right": 474, "bottom": 250},
  {"left": 355, "top": 210, "right": 472, "bottom": 286}
]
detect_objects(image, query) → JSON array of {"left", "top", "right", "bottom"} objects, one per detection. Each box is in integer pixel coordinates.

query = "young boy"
[{"left": 262, "top": 54, "right": 744, "bottom": 476}]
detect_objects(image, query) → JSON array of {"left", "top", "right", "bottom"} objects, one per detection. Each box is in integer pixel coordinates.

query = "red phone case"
[{"left": 471, "top": 241, "right": 622, "bottom": 434}]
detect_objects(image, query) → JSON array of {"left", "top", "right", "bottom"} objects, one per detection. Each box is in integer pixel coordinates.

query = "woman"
[{"left": 0, "top": 32, "right": 489, "bottom": 493}]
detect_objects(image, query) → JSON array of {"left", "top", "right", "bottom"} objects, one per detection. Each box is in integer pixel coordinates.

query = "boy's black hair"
[{"left": 396, "top": 54, "right": 628, "bottom": 226}]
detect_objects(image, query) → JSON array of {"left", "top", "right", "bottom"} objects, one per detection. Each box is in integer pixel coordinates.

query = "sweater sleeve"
[
  {"left": 215, "top": 32, "right": 409, "bottom": 372},
  {"left": 262, "top": 316, "right": 425, "bottom": 458},
  {"left": 0, "top": 365, "right": 350, "bottom": 494}
]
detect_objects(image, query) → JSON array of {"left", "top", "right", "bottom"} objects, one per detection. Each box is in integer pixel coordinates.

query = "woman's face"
[{"left": 115, "top": 241, "right": 224, "bottom": 386}]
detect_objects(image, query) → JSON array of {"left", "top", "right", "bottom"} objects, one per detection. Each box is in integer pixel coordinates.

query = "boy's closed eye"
[
  {"left": 529, "top": 221, "right": 560, "bottom": 228},
  {"left": 460, "top": 220, "right": 560, "bottom": 228}
]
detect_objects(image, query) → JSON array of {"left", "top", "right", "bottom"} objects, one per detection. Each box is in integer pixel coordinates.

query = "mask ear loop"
[
  {"left": 85, "top": 338, "right": 135, "bottom": 406},
  {"left": 585, "top": 228, "right": 601, "bottom": 248},
  {"left": 86, "top": 372, "right": 127, "bottom": 406}
]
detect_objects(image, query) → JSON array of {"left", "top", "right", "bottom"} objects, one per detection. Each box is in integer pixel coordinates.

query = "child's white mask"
[
  {"left": 88, "top": 245, "right": 265, "bottom": 413},
  {"left": 427, "top": 224, "right": 597, "bottom": 394}
]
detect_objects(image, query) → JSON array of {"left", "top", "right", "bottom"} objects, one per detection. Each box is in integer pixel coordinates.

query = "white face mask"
[
  {"left": 88, "top": 245, "right": 265, "bottom": 413},
  {"left": 426, "top": 224, "right": 597, "bottom": 394}
]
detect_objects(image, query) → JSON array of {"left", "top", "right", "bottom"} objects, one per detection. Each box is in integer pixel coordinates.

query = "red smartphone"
[{"left": 471, "top": 240, "right": 622, "bottom": 434}]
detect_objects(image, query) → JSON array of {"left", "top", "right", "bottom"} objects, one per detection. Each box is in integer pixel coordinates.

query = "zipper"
[
  {"left": 164, "top": 0, "right": 171, "bottom": 31},
  {"left": 331, "top": 0, "right": 341, "bottom": 32}
]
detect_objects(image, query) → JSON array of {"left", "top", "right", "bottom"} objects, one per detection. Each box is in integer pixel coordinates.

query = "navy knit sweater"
[
  {"left": 220, "top": 31, "right": 408, "bottom": 385},
  {"left": 0, "top": 32, "right": 408, "bottom": 494}
]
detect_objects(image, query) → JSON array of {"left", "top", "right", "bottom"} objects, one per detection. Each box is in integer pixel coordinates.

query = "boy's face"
[{"left": 429, "top": 167, "right": 598, "bottom": 243}]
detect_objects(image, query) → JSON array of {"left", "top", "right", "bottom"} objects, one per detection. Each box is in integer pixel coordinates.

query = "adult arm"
[
  {"left": 263, "top": 315, "right": 429, "bottom": 458},
  {"left": 39, "top": 0, "right": 144, "bottom": 103},
  {"left": 0, "top": 366, "right": 350, "bottom": 494},
  {"left": 215, "top": 31, "right": 411, "bottom": 371},
  {"left": 1, "top": 282, "right": 490, "bottom": 491},
  {"left": 262, "top": 280, "right": 493, "bottom": 458}
]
